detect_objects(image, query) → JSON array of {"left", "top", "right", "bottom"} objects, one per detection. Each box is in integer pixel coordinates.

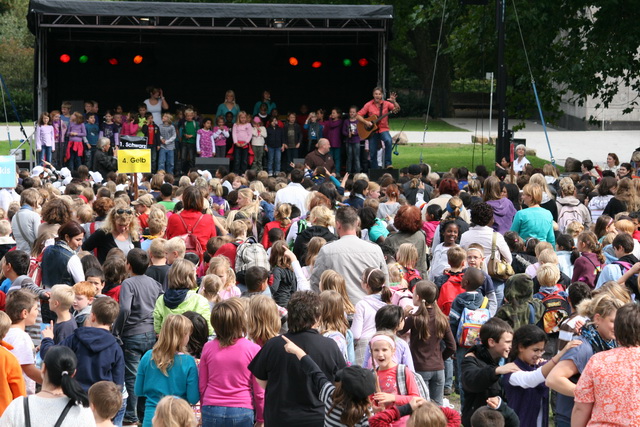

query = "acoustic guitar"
[{"left": 357, "top": 111, "right": 394, "bottom": 140}]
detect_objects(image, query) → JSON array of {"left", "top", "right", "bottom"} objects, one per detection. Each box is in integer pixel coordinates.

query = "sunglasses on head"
[{"left": 116, "top": 208, "right": 133, "bottom": 215}]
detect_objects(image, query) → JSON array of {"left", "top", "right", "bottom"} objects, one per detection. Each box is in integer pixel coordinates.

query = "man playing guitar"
[{"left": 356, "top": 86, "right": 400, "bottom": 169}]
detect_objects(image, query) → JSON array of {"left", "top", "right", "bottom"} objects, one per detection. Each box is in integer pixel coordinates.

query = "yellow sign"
[{"left": 117, "top": 149, "right": 151, "bottom": 173}]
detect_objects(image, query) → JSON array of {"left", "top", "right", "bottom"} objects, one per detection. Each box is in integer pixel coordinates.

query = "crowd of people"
[{"left": 1, "top": 86, "right": 639, "bottom": 427}]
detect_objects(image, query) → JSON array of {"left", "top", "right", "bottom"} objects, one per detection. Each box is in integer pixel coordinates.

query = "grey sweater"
[
  {"left": 113, "top": 274, "right": 163, "bottom": 337},
  {"left": 11, "top": 207, "right": 40, "bottom": 252},
  {"left": 159, "top": 123, "right": 177, "bottom": 150}
]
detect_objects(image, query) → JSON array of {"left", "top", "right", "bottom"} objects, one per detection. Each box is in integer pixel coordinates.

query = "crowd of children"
[{"left": 3, "top": 104, "right": 640, "bottom": 427}]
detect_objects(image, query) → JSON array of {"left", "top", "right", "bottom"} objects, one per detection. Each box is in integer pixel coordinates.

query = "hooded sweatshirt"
[
  {"left": 40, "top": 327, "right": 124, "bottom": 392},
  {"left": 486, "top": 198, "right": 517, "bottom": 234},
  {"left": 495, "top": 273, "right": 545, "bottom": 330},
  {"left": 449, "top": 291, "right": 486, "bottom": 334},
  {"left": 350, "top": 294, "right": 386, "bottom": 341},
  {"left": 556, "top": 196, "right": 592, "bottom": 229},
  {"left": 153, "top": 289, "right": 213, "bottom": 334},
  {"left": 292, "top": 225, "right": 338, "bottom": 265}
]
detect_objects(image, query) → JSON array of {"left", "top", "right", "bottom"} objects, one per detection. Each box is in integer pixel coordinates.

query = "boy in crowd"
[
  {"left": 435, "top": 246, "right": 467, "bottom": 316},
  {"left": 596, "top": 233, "right": 638, "bottom": 289},
  {"left": 166, "top": 236, "right": 186, "bottom": 266},
  {"left": 241, "top": 266, "right": 271, "bottom": 298},
  {"left": 84, "top": 113, "right": 100, "bottom": 167},
  {"left": 73, "top": 281, "right": 97, "bottom": 327},
  {"left": 146, "top": 238, "right": 170, "bottom": 286},
  {"left": 85, "top": 267, "right": 106, "bottom": 296},
  {"left": 3, "top": 290, "right": 41, "bottom": 395},
  {"left": 3, "top": 250, "right": 48, "bottom": 300},
  {"left": 113, "top": 248, "right": 163, "bottom": 426},
  {"left": 214, "top": 220, "right": 248, "bottom": 270},
  {"left": 533, "top": 263, "right": 571, "bottom": 357},
  {"left": 557, "top": 282, "right": 592, "bottom": 351},
  {"left": 0, "top": 310, "right": 26, "bottom": 416},
  {"left": 0, "top": 219, "right": 16, "bottom": 260},
  {"left": 461, "top": 318, "right": 519, "bottom": 427},
  {"left": 49, "top": 284, "right": 77, "bottom": 343},
  {"left": 141, "top": 112, "right": 160, "bottom": 174},
  {"left": 89, "top": 381, "right": 123, "bottom": 427},
  {"left": 465, "top": 244, "right": 498, "bottom": 314}
]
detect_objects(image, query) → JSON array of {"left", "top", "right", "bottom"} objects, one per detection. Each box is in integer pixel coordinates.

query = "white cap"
[
  {"left": 89, "top": 171, "right": 103, "bottom": 184},
  {"left": 31, "top": 166, "right": 44, "bottom": 177},
  {"left": 60, "top": 167, "right": 71, "bottom": 178}
]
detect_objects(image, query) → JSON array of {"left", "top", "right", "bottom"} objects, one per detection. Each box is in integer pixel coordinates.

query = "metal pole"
[
  {"left": 495, "top": 0, "right": 509, "bottom": 164},
  {"left": 487, "top": 72, "right": 494, "bottom": 143}
]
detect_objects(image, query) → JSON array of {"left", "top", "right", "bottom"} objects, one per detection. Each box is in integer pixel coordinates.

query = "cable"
[
  {"left": 0, "top": 75, "right": 10, "bottom": 150},
  {"left": 423, "top": 0, "right": 448, "bottom": 143}
]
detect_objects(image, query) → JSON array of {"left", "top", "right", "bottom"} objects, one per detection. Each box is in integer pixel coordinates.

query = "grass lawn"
[
  {"left": 390, "top": 143, "right": 559, "bottom": 172},
  {"left": 389, "top": 117, "right": 468, "bottom": 132},
  {"left": 0, "top": 140, "right": 33, "bottom": 160}
]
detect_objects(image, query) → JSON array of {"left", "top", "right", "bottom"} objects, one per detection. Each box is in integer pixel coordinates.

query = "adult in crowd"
[
  {"left": 572, "top": 303, "right": 640, "bottom": 427},
  {"left": 82, "top": 201, "right": 141, "bottom": 263},
  {"left": 555, "top": 177, "right": 592, "bottom": 230},
  {"left": 384, "top": 205, "right": 428, "bottom": 278},
  {"left": 588, "top": 176, "right": 616, "bottom": 222},
  {"left": 483, "top": 175, "right": 517, "bottom": 234},
  {"left": 356, "top": 86, "right": 400, "bottom": 169},
  {"left": 215, "top": 90, "right": 240, "bottom": 123},
  {"left": 41, "top": 221, "right": 86, "bottom": 322},
  {"left": 617, "top": 162, "right": 633, "bottom": 180},
  {"left": 310, "top": 207, "right": 388, "bottom": 304},
  {"left": 423, "top": 178, "right": 470, "bottom": 223},
  {"left": 143, "top": 86, "right": 169, "bottom": 124},
  {"left": 249, "top": 291, "right": 346, "bottom": 427},
  {"left": 11, "top": 188, "right": 42, "bottom": 253},
  {"left": 304, "top": 138, "right": 335, "bottom": 174},
  {"left": 460, "top": 202, "right": 511, "bottom": 265},
  {"left": 38, "top": 197, "right": 73, "bottom": 238},
  {"left": 166, "top": 186, "right": 217, "bottom": 254},
  {"left": 603, "top": 177, "right": 639, "bottom": 218},
  {"left": 93, "top": 137, "right": 118, "bottom": 177},
  {"left": 292, "top": 205, "right": 337, "bottom": 265},
  {"left": 274, "top": 169, "right": 311, "bottom": 217},
  {"left": 510, "top": 183, "right": 556, "bottom": 246},
  {"left": 83, "top": 196, "right": 114, "bottom": 238},
  {"left": 403, "top": 164, "right": 430, "bottom": 206},
  {"left": 252, "top": 90, "right": 276, "bottom": 116},
  {"left": 604, "top": 152, "right": 620, "bottom": 174},
  {"left": 530, "top": 173, "right": 559, "bottom": 222}
]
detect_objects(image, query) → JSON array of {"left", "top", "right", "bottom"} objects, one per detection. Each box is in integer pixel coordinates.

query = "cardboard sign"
[
  {"left": 0, "top": 156, "right": 17, "bottom": 188},
  {"left": 120, "top": 136, "right": 148, "bottom": 149},
  {"left": 117, "top": 149, "right": 151, "bottom": 173}
]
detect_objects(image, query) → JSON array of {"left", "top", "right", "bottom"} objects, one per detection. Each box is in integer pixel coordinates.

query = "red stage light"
[
  {"left": 108, "top": 58, "right": 118, "bottom": 65},
  {"left": 59, "top": 54, "right": 71, "bottom": 63},
  {"left": 289, "top": 57, "right": 299, "bottom": 66},
  {"left": 133, "top": 55, "right": 144, "bottom": 64},
  {"left": 311, "top": 61, "right": 322, "bottom": 68},
  {"left": 358, "top": 58, "right": 369, "bottom": 67}
]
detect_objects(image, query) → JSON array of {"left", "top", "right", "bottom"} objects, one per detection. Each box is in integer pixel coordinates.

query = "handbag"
[{"left": 487, "top": 232, "right": 514, "bottom": 281}]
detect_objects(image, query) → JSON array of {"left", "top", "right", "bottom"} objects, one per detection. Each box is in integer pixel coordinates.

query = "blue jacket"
[{"left": 41, "top": 327, "right": 124, "bottom": 391}]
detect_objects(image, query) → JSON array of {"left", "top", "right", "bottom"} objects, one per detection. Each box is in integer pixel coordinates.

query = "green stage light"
[
  {"left": 79, "top": 55, "right": 89, "bottom": 64},
  {"left": 343, "top": 58, "right": 352, "bottom": 67}
]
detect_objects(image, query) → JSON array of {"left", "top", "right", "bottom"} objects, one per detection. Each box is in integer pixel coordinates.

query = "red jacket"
[
  {"left": 214, "top": 241, "right": 240, "bottom": 270},
  {"left": 260, "top": 221, "right": 291, "bottom": 249},
  {"left": 166, "top": 210, "right": 217, "bottom": 251}
]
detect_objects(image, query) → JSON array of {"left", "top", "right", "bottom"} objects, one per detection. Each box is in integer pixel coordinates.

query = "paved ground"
[{"left": 4, "top": 118, "right": 640, "bottom": 168}]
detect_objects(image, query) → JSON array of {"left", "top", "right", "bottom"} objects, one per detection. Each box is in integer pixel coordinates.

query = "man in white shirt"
[{"left": 274, "top": 168, "right": 310, "bottom": 216}]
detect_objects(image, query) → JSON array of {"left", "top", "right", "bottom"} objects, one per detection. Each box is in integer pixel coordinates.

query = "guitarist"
[{"left": 356, "top": 86, "right": 400, "bottom": 169}]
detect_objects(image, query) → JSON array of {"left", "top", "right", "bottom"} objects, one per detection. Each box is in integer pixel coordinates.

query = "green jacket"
[{"left": 153, "top": 289, "right": 213, "bottom": 335}]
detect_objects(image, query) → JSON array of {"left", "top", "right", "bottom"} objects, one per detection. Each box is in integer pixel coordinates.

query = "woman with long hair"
[
  {"left": 385, "top": 205, "right": 429, "bottom": 278},
  {"left": 82, "top": 200, "right": 141, "bottom": 263},
  {"left": 247, "top": 295, "right": 281, "bottom": 347},
  {"left": 603, "top": 177, "right": 640, "bottom": 218},
  {"left": 483, "top": 176, "right": 517, "bottom": 234}
]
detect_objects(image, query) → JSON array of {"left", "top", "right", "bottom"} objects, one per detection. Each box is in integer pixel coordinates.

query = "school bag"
[
  {"left": 396, "top": 364, "right": 430, "bottom": 400},
  {"left": 234, "top": 236, "right": 270, "bottom": 282},
  {"left": 613, "top": 260, "right": 640, "bottom": 298},
  {"left": 436, "top": 271, "right": 464, "bottom": 316},
  {"left": 534, "top": 289, "right": 571, "bottom": 334},
  {"left": 456, "top": 297, "right": 490, "bottom": 348},
  {"left": 176, "top": 213, "right": 205, "bottom": 258},
  {"left": 403, "top": 268, "right": 422, "bottom": 292},
  {"left": 557, "top": 204, "right": 584, "bottom": 234}
]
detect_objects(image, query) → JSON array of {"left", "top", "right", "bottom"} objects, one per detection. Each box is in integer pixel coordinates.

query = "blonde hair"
[
  {"left": 149, "top": 238, "right": 167, "bottom": 259},
  {"left": 102, "top": 200, "right": 140, "bottom": 241},
  {"left": 530, "top": 173, "right": 554, "bottom": 199},
  {"left": 200, "top": 274, "right": 223, "bottom": 304},
  {"left": 407, "top": 401, "right": 447, "bottom": 427},
  {"left": 559, "top": 176, "right": 576, "bottom": 197},
  {"left": 165, "top": 237, "right": 186, "bottom": 258},
  {"left": 147, "top": 205, "right": 168, "bottom": 236},
  {"left": 249, "top": 181, "right": 266, "bottom": 194},
  {"left": 153, "top": 396, "right": 197, "bottom": 427},
  {"left": 209, "top": 178, "right": 223, "bottom": 197},
  {"left": 229, "top": 220, "right": 248, "bottom": 239},
  {"left": 309, "top": 205, "right": 334, "bottom": 228},
  {"left": 50, "top": 284, "right": 75, "bottom": 309},
  {"left": 615, "top": 219, "right": 635, "bottom": 235},
  {"left": 247, "top": 295, "right": 280, "bottom": 347},
  {"left": 168, "top": 259, "right": 197, "bottom": 290},
  {"left": 319, "top": 270, "right": 356, "bottom": 314},
  {"left": 396, "top": 243, "right": 418, "bottom": 270},
  {"left": 0, "top": 220, "right": 11, "bottom": 237},
  {"left": 305, "top": 236, "right": 326, "bottom": 267},
  {"left": 152, "top": 314, "right": 192, "bottom": 375},
  {"left": 319, "top": 290, "right": 349, "bottom": 336},
  {"left": 593, "top": 281, "right": 632, "bottom": 304},
  {"left": 536, "top": 263, "right": 560, "bottom": 288},
  {"left": 76, "top": 204, "right": 94, "bottom": 224},
  {"left": 538, "top": 248, "right": 559, "bottom": 265},
  {"left": 577, "top": 292, "right": 625, "bottom": 320},
  {"left": 207, "top": 256, "right": 236, "bottom": 290},
  {"left": 0, "top": 311, "right": 10, "bottom": 339},
  {"left": 534, "top": 241, "right": 554, "bottom": 257},
  {"left": 522, "top": 183, "right": 543, "bottom": 205}
]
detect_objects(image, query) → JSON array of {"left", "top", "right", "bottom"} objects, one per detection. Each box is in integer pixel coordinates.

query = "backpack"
[
  {"left": 534, "top": 289, "right": 571, "bottom": 334},
  {"left": 557, "top": 204, "right": 584, "bottom": 234},
  {"left": 456, "top": 297, "right": 490, "bottom": 348},
  {"left": 583, "top": 255, "right": 602, "bottom": 285},
  {"left": 396, "top": 364, "right": 430, "bottom": 400},
  {"left": 234, "top": 236, "right": 270, "bottom": 282},
  {"left": 403, "top": 268, "right": 422, "bottom": 293},
  {"left": 613, "top": 261, "right": 640, "bottom": 298},
  {"left": 27, "top": 254, "right": 43, "bottom": 288},
  {"left": 176, "top": 213, "right": 205, "bottom": 258},
  {"left": 436, "top": 271, "right": 464, "bottom": 316}
]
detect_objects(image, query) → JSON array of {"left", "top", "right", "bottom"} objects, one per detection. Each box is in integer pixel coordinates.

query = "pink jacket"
[{"left": 232, "top": 123, "right": 253, "bottom": 147}]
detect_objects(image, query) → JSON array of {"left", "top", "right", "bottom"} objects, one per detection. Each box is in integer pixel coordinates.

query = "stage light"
[
  {"left": 289, "top": 57, "right": 299, "bottom": 66},
  {"left": 59, "top": 54, "right": 71, "bottom": 63},
  {"left": 311, "top": 61, "right": 322, "bottom": 68},
  {"left": 108, "top": 58, "right": 118, "bottom": 65},
  {"left": 358, "top": 58, "right": 369, "bottom": 67},
  {"left": 78, "top": 55, "right": 89, "bottom": 64},
  {"left": 343, "top": 58, "right": 352, "bottom": 67},
  {"left": 133, "top": 55, "right": 144, "bottom": 64}
]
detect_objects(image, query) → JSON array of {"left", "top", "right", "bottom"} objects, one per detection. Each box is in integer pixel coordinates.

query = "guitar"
[{"left": 357, "top": 111, "right": 394, "bottom": 140}]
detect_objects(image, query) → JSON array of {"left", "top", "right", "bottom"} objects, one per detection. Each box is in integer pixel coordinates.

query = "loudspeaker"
[
  {"left": 195, "top": 157, "right": 230, "bottom": 175},
  {"left": 369, "top": 168, "right": 399, "bottom": 181}
]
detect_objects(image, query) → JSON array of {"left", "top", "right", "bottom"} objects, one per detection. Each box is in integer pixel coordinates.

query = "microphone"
[{"left": 174, "top": 101, "right": 187, "bottom": 106}]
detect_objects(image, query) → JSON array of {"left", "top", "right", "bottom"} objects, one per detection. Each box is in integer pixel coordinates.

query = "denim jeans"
[
  {"left": 201, "top": 406, "right": 254, "bottom": 427},
  {"left": 330, "top": 147, "right": 341, "bottom": 175},
  {"left": 113, "top": 396, "right": 127, "bottom": 427},
  {"left": 122, "top": 332, "right": 156, "bottom": 423},
  {"left": 494, "top": 280, "right": 505, "bottom": 307},
  {"left": 158, "top": 148, "right": 174, "bottom": 174},
  {"left": 37, "top": 146, "right": 53, "bottom": 165},
  {"left": 444, "top": 357, "right": 453, "bottom": 390},
  {"left": 418, "top": 370, "right": 445, "bottom": 406},
  {"left": 150, "top": 145, "right": 158, "bottom": 173},
  {"left": 267, "top": 147, "right": 282, "bottom": 175},
  {"left": 346, "top": 143, "right": 360, "bottom": 173},
  {"left": 455, "top": 346, "right": 468, "bottom": 406},
  {"left": 68, "top": 149, "right": 82, "bottom": 171},
  {"left": 369, "top": 130, "right": 393, "bottom": 168}
]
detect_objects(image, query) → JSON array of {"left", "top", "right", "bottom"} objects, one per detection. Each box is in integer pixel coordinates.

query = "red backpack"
[
  {"left": 176, "top": 214, "right": 205, "bottom": 259},
  {"left": 437, "top": 271, "right": 464, "bottom": 316}
]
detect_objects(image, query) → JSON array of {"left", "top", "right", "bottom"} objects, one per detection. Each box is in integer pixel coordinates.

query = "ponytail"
[
  {"left": 412, "top": 280, "right": 448, "bottom": 341},
  {"left": 43, "top": 346, "right": 89, "bottom": 407},
  {"left": 60, "top": 370, "right": 89, "bottom": 407}
]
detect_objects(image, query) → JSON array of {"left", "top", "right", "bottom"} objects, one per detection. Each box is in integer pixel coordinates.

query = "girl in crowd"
[
  {"left": 319, "top": 269, "right": 356, "bottom": 325},
  {"left": 135, "top": 314, "right": 199, "bottom": 427},
  {"left": 422, "top": 204, "right": 442, "bottom": 248},
  {"left": 395, "top": 243, "right": 421, "bottom": 292},
  {"left": 66, "top": 112, "right": 87, "bottom": 170},
  {"left": 571, "top": 231, "right": 604, "bottom": 289},
  {"left": 213, "top": 116, "right": 230, "bottom": 158},
  {"left": 151, "top": 396, "right": 197, "bottom": 427},
  {"left": 207, "top": 256, "right": 240, "bottom": 301},
  {"left": 196, "top": 117, "right": 215, "bottom": 158},
  {"left": 261, "top": 203, "right": 292, "bottom": 250},
  {"left": 198, "top": 274, "right": 223, "bottom": 310},
  {"left": 35, "top": 112, "right": 55, "bottom": 165},
  {"left": 231, "top": 111, "right": 252, "bottom": 174},
  {"left": 302, "top": 236, "right": 326, "bottom": 280},
  {"left": 429, "top": 220, "right": 459, "bottom": 281},
  {"left": 199, "top": 298, "right": 264, "bottom": 427},
  {"left": 268, "top": 240, "right": 299, "bottom": 307},
  {"left": 247, "top": 295, "right": 281, "bottom": 347},
  {"left": 319, "top": 290, "right": 355, "bottom": 364}
]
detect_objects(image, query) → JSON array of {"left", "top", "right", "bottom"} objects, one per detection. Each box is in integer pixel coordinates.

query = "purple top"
[
  {"left": 487, "top": 197, "right": 517, "bottom": 234},
  {"left": 66, "top": 122, "right": 86, "bottom": 142},
  {"left": 323, "top": 119, "right": 343, "bottom": 148},
  {"left": 342, "top": 119, "right": 360, "bottom": 144}
]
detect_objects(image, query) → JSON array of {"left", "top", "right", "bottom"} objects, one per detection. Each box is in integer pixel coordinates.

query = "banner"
[
  {"left": 117, "top": 149, "right": 151, "bottom": 173},
  {"left": 0, "top": 156, "right": 17, "bottom": 188}
]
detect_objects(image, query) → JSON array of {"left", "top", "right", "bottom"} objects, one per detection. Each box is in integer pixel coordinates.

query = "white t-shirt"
[
  {"left": 0, "top": 396, "right": 96, "bottom": 427},
  {"left": 513, "top": 156, "right": 530, "bottom": 173},
  {"left": 4, "top": 327, "right": 36, "bottom": 395}
]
